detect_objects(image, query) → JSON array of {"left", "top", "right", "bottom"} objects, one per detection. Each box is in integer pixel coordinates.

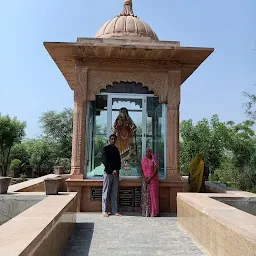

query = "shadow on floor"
[
  {"left": 62, "top": 223, "right": 94, "bottom": 256},
  {"left": 120, "top": 212, "right": 177, "bottom": 217}
]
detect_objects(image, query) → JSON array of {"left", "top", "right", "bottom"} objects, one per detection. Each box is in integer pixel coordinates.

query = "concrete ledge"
[
  {"left": 0, "top": 192, "right": 77, "bottom": 256},
  {"left": 177, "top": 192, "right": 256, "bottom": 256},
  {"left": 9, "top": 174, "right": 70, "bottom": 193},
  {"left": 0, "top": 193, "right": 45, "bottom": 225}
]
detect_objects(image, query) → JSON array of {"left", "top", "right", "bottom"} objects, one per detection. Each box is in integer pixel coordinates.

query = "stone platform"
[
  {"left": 66, "top": 179, "right": 189, "bottom": 213},
  {"left": 62, "top": 213, "right": 206, "bottom": 256}
]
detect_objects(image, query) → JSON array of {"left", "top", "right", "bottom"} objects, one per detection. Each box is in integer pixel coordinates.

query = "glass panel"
[
  {"left": 85, "top": 102, "right": 94, "bottom": 176},
  {"left": 146, "top": 97, "right": 166, "bottom": 179},
  {"left": 111, "top": 98, "right": 143, "bottom": 177},
  {"left": 86, "top": 95, "right": 108, "bottom": 178}
]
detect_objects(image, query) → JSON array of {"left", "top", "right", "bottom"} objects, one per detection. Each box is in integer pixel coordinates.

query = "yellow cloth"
[{"left": 189, "top": 154, "right": 204, "bottom": 192}]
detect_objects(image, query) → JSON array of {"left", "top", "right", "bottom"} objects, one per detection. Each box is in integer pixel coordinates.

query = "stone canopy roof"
[
  {"left": 43, "top": 1, "right": 214, "bottom": 90},
  {"left": 95, "top": 0, "right": 158, "bottom": 41}
]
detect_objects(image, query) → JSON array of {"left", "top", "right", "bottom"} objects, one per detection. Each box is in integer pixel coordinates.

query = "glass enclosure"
[
  {"left": 110, "top": 97, "right": 143, "bottom": 176},
  {"left": 86, "top": 88, "right": 166, "bottom": 179},
  {"left": 146, "top": 97, "right": 165, "bottom": 178}
]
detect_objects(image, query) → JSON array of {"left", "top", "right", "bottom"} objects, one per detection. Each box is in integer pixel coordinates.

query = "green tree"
[
  {"left": 226, "top": 120, "right": 255, "bottom": 168},
  {"left": 54, "top": 157, "right": 71, "bottom": 173},
  {"left": 10, "top": 159, "right": 22, "bottom": 178},
  {"left": 10, "top": 143, "right": 29, "bottom": 165},
  {"left": 0, "top": 115, "right": 26, "bottom": 176},
  {"left": 24, "top": 139, "right": 55, "bottom": 177},
  {"left": 39, "top": 108, "right": 73, "bottom": 159},
  {"left": 10, "top": 159, "right": 22, "bottom": 169},
  {"left": 94, "top": 135, "right": 106, "bottom": 168},
  {"left": 244, "top": 92, "right": 256, "bottom": 121},
  {"left": 181, "top": 114, "right": 256, "bottom": 192},
  {"left": 225, "top": 120, "right": 256, "bottom": 191},
  {"left": 180, "top": 115, "right": 230, "bottom": 175}
]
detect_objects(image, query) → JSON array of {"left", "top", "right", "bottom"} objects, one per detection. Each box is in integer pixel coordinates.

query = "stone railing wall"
[
  {"left": 177, "top": 192, "right": 256, "bottom": 256},
  {"left": 9, "top": 174, "right": 70, "bottom": 193},
  {"left": 0, "top": 192, "right": 77, "bottom": 255}
]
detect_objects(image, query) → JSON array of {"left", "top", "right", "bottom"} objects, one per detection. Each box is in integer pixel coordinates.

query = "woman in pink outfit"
[{"left": 141, "top": 148, "right": 159, "bottom": 217}]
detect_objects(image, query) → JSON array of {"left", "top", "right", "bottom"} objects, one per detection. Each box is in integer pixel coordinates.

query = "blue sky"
[{"left": 0, "top": 0, "right": 255, "bottom": 137}]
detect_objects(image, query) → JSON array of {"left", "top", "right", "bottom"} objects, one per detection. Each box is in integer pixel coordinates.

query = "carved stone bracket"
[
  {"left": 71, "top": 67, "right": 88, "bottom": 176},
  {"left": 73, "top": 66, "right": 88, "bottom": 104},
  {"left": 87, "top": 70, "right": 168, "bottom": 102},
  {"left": 167, "top": 70, "right": 181, "bottom": 107}
]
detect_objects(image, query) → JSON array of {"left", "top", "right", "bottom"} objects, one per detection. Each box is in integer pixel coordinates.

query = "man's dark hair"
[{"left": 109, "top": 134, "right": 117, "bottom": 140}]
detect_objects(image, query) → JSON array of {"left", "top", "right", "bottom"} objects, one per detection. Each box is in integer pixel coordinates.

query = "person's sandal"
[
  {"left": 103, "top": 212, "right": 109, "bottom": 217},
  {"left": 114, "top": 213, "right": 122, "bottom": 216}
]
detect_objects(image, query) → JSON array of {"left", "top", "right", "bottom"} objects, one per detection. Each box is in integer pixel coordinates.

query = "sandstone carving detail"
[
  {"left": 87, "top": 70, "right": 168, "bottom": 102},
  {"left": 78, "top": 58, "right": 181, "bottom": 72},
  {"left": 71, "top": 67, "right": 88, "bottom": 175}
]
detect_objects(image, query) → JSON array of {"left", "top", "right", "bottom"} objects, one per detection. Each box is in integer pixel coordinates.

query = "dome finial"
[{"left": 121, "top": 0, "right": 134, "bottom": 16}]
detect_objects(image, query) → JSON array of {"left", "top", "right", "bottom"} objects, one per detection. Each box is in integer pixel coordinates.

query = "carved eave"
[{"left": 43, "top": 39, "right": 214, "bottom": 90}]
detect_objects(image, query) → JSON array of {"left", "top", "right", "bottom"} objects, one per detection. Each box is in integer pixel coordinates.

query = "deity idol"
[{"left": 113, "top": 108, "right": 137, "bottom": 156}]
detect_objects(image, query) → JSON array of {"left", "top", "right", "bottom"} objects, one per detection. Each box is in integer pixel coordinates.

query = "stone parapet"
[
  {"left": 0, "top": 192, "right": 77, "bottom": 256},
  {"left": 177, "top": 192, "right": 256, "bottom": 256},
  {"left": 9, "top": 174, "right": 70, "bottom": 193}
]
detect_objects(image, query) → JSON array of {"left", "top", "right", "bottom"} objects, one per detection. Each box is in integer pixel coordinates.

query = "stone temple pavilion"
[{"left": 44, "top": 0, "right": 213, "bottom": 213}]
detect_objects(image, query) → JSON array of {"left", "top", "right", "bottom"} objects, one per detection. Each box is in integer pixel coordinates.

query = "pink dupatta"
[
  {"left": 141, "top": 149, "right": 158, "bottom": 181},
  {"left": 141, "top": 149, "right": 159, "bottom": 217}
]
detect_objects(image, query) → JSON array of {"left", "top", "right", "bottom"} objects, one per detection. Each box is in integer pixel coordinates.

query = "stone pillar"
[
  {"left": 166, "top": 70, "right": 181, "bottom": 181},
  {"left": 70, "top": 67, "right": 88, "bottom": 178}
]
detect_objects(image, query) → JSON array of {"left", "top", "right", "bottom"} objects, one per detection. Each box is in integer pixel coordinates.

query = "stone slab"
[{"left": 62, "top": 213, "right": 206, "bottom": 256}]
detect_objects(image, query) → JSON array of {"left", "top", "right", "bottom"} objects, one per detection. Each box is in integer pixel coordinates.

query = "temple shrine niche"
[
  {"left": 44, "top": 0, "right": 213, "bottom": 213},
  {"left": 86, "top": 84, "right": 165, "bottom": 179}
]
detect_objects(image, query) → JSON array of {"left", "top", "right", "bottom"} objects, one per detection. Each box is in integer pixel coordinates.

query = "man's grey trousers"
[{"left": 102, "top": 173, "right": 119, "bottom": 214}]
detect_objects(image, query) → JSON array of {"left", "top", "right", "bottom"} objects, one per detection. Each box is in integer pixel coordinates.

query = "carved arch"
[
  {"left": 101, "top": 81, "right": 155, "bottom": 94},
  {"left": 87, "top": 70, "right": 168, "bottom": 103}
]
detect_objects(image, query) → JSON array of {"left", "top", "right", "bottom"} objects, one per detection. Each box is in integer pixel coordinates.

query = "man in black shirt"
[{"left": 102, "top": 134, "right": 122, "bottom": 217}]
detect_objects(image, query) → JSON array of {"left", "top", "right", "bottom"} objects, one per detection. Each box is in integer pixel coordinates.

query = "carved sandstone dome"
[{"left": 95, "top": 0, "right": 159, "bottom": 41}]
